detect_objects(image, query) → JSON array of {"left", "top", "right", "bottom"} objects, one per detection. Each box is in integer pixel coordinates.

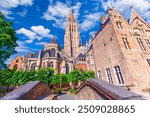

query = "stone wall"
[
  {"left": 76, "top": 85, "right": 106, "bottom": 100},
  {"left": 9, "top": 56, "right": 24, "bottom": 70},
  {"left": 1, "top": 81, "right": 51, "bottom": 100},
  {"left": 75, "top": 79, "right": 142, "bottom": 100},
  {"left": 86, "top": 9, "right": 150, "bottom": 95}
]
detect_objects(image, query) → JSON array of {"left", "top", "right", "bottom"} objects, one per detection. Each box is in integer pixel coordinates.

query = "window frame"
[
  {"left": 116, "top": 21, "right": 122, "bottom": 30},
  {"left": 97, "top": 70, "right": 102, "bottom": 79},
  {"left": 137, "top": 38, "right": 147, "bottom": 52},
  {"left": 122, "top": 37, "right": 131, "bottom": 50},
  {"left": 106, "top": 68, "right": 113, "bottom": 84},
  {"left": 114, "top": 66, "right": 124, "bottom": 85}
]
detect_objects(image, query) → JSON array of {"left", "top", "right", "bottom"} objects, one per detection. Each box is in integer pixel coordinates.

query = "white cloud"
[
  {"left": 16, "top": 28, "right": 36, "bottom": 39},
  {"left": 16, "top": 41, "right": 31, "bottom": 52},
  {"left": 0, "top": 0, "right": 34, "bottom": 17},
  {"left": 43, "top": 1, "right": 81, "bottom": 29},
  {"left": 80, "top": 12, "right": 101, "bottom": 31},
  {"left": 16, "top": 26, "right": 54, "bottom": 43},
  {"left": 25, "top": 40, "right": 34, "bottom": 43},
  {"left": 101, "top": 0, "right": 150, "bottom": 23},
  {"left": 35, "top": 42, "right": 48, "bottom": 46},
  {"left": 31, "top": 25, "right": 50, "bottom": 37}
]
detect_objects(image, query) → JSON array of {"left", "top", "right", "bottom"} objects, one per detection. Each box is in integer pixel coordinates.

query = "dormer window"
[{"left": 116, "top": 22, "right": 122, "bottom": 29}]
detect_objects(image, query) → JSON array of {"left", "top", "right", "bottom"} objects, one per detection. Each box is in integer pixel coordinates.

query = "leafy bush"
[
  {"left": 69, "top": 89, "right": 76, "bottom": 95},
  {"left": 0, "top": 68, "right": 95, "bottom": 89},
  {"left": 81, "top": 71, "right": 95, "bottom": 81},
  {"left": 68, "top": 70, "right": 80, "bottom": 83}
]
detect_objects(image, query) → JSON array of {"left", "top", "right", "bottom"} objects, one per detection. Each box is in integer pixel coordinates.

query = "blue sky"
[{"left": 0, "top": 0, "right": 150, "bottom": 64}]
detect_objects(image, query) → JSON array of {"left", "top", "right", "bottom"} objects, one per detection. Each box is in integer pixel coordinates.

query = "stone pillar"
[
  {"left": 36, "top": 50, "right": 42, "bottom": 70},
  {"left": 61, "top": 59, "right": 66, "bottom": 74}
]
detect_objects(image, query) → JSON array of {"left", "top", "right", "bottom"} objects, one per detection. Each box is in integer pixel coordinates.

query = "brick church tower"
[{"left": 64, "top": 9, "right": 81, "bottom": 59}]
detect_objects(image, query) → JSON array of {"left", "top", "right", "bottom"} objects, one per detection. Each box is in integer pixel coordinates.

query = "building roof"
[
  {"left": 51, "top": 37, "right": 58, "bottom": 44},
  {"left": 76, "top": 78, "right": 142, "bottom": 100},
  {"left": 76, "top": 53, "right": 86, "bottom": 61},
  {"left": 129, "top": 8, "right": 149, "bottom": 26}
]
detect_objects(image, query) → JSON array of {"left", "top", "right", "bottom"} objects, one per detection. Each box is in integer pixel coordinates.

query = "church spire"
[
  {"left": 68, "top": 8, "right": 75, "bottom": 22},
  {"left": 64, "top": 8, "right": 81, "bottom": 59}
]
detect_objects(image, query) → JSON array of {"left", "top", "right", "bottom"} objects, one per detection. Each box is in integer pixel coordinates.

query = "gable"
[{"left": 129, "top": 9, "right": 150, "bottom": 28}]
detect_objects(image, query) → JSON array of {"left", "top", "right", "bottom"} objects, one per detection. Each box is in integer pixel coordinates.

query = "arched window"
[
  {"left": 31, "top": 63, "right": 36, "bottom": 70},
  {"left": 51, "top": 48, "right": 56, "bottom": 57},
  {"left": 43, "top": 62, "right": 46, "bottom": 68},
  {"left": 13, "top": 64, "right": 18, "bottom": 70},
  {"left": 16, "top": 59, "right": 19, "bottom": 63},
  {"left": 44, "top": 52, "right": 49, "bottom": 58},
  {"left": 49, "top": 61, "right": 54, "bottom": 68},
  {"left": 57, "top": 53, "right": 61, "bottom": 58},
  {"left": 66, "top": 63, "right": 69, "bottom": 74}
]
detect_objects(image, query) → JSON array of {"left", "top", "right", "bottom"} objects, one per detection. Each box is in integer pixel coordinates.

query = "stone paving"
[{"left": 57, "top": 93, "right": 75, "bottom": 100}]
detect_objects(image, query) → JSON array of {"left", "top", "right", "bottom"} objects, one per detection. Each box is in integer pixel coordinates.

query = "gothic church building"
[{"left": 9, "top": 8, "right": 150, "bottom": 95}]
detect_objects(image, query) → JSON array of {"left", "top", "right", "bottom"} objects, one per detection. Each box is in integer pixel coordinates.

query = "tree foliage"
[
  {"left": 0, "top": 68, "right": 95, "bottom": 87},
  {"left": 0, "top": 13, "right": 18, "bottom": 69},
  {"left": 68, "top": 70, "right": 80, "bottom": 83}
]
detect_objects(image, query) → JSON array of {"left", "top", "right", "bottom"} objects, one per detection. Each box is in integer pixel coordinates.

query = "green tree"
[
  {"left": 60, "top": 74, "right": 68, "bottom": 85},
  {"left": 51, "top": 74, "right": 61, "bottom": 85},
  {"left": 0, "top": 69, "right": 15, "bottom": 86},
  {"left": 68, "top": 70, "right": 80, "bottom": 88},
  {"left": 0, "top": 13, "right": 18, "bottom": 69},
  {"left": 81, "top": 71, "right": 95, "bottom": 81},
  {"left": 36, "top": 67, "right": 54, "bottom": 86}
]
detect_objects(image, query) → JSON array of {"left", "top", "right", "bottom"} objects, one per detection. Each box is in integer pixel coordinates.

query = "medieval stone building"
[
  {"left": 9, "top": 9, "right": 84, "bottom": 74},
  {"left": 9, "top": 7, "right": 150, "bottom": 96},
  {"left": 84, "top": 8, "right": 150, "bottom": 95}
]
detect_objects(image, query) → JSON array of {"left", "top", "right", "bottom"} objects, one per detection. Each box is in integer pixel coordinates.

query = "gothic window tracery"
[
  {"left": 51, "top": 48, "right": 56, "bottom": 57},
  {"left": 44, "top": 52, "right": 50, "bottom": 58}
]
